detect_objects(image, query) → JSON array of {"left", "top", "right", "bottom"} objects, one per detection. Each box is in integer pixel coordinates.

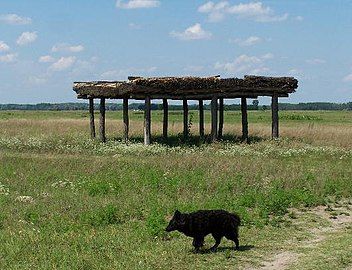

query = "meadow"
[{"left": 0, "top": 109, "right": 351, "bottom": 269}]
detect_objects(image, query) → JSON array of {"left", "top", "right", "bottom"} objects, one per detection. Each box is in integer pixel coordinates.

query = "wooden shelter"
[{"left": 73, "top": 75, "right": 298, "bottom": 144}]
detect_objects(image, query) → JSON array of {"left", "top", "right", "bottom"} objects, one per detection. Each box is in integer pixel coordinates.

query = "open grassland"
[{"left": 0, "top": 110, "right": 351, "bottom": 269}]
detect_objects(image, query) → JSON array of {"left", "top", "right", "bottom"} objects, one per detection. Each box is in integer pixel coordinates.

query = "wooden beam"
[
  {"left": 211, "top": 96, "right": 218, "bottom": 142},
  {"left": 218, "top": 98, "right": 224, "bottom": 139},
  {"left": 89, "top": 98, "right": 95, "bottom": 139},
  {"left": 162, "top": 98, "right": 168, "bottom": 140},
  {"left": 271, "top": 93, "right": 279, "bottom": 139},
  {"left": 241, "top": 97, "right": 248, "bottom": 142},
  {"left": 73, "top": 76, "right": 297, "bottom": 99},
  {"left": 99, "top": 98, "right": 106, "bottom": 143},
  {"left": 144, "top": 96, "right": 151, "bottom": 145},
  {"left": 183, "top": 99, "right": 188, "bottom": 139},
  {"left": 77, "top": 93, "right": 289, "bottom": 100},
  {"left": 77, "top": 92, "right": 290, "bottom": 100},
  {"left": 123, "top": 98, "right": 129, "bottom": 143},
  {"left": 199, "top": 100, "right": 204, "bottom": 138}
]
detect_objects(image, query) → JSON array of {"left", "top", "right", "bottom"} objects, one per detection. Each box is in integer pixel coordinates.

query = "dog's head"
[{"left": 165, "top": 210, "right": 186, "bottom": 232}]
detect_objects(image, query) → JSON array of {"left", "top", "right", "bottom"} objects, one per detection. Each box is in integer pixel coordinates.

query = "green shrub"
[
  {"left": 0, "top": 213, "right": 5, "bottom": 230},
  {"left": 146, "top": 209, "right": 167, "bottom": 237},
  {"left": 86, "top": 182, "right": 111, "bottom": 196},
  {"left": 25, "top": 211, "right": 40, "bottom": 224},
  {"left": 85, "top": 181, "right": 120, "bottom": 196},
  {"left": 81, "top": 204, "right": 120, "bottom": 227}
]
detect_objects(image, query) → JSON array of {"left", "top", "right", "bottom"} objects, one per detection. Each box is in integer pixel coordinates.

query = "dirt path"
[
  {"left": 255, "top": 252, "right": 299, "bottom": 270},
  {"left": 249, "top": 203, "right": 352, "bottom": 270}
]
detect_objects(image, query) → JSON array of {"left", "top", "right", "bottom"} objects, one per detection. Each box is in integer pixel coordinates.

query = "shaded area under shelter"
[{"left": 73, "top": 75, "right": 298, "bottom": 144}]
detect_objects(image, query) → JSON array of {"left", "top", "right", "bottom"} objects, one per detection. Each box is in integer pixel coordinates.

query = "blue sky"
[{"left": 0, "top": 0, "right": 351, "bottom": 104}]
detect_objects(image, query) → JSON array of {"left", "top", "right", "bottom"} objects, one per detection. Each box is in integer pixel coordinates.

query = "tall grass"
[{"left": 0, "top": 110, "right": 351, "bottom": 269}]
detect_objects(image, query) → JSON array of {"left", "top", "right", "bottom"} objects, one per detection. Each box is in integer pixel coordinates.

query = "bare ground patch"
[{"left": 248, "top": 201, "right": 352, "bottom": 270}]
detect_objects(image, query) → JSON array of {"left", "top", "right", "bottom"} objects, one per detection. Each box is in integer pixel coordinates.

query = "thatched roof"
[{"left": 73, "top": 75, "right": 298, "bottom": 100}]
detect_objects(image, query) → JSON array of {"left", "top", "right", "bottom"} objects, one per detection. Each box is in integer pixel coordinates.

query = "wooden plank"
[
  {"left": 183, "top": 99, "right": 188, "bottom": 139},
  {"left": 199, "top": 99, "right": 204, "bottom": 138},
  {"left": 77, "top": 92, "right": 290, "bottom": 100},
  {"left": 144, "top": 96, "right": 151, "bottom": 145},
  {"left": 89, "top": 98, "right": 95, "bottom": 139},
  {"left": 74, "top": 80, "right": 295, "bottom": 100},
  {"left": 218, "top": 98, "right": 224, "bottom": 139},
  {"left": 123, "top": 98, "right": 129, "bottom": 143},
  {"left": 99, "top": 98, "right": 106, "bottom": 143},
  {"left": 272, "top": 93, "right": 279, "bottom": 139},
  {"left": 241, "top": 97, "right": 249, "bottom": 142},
  {"left": 73, "top": 76, "right": 297, "bottom": 99},
  {"left": 163, "top": 98, "right": 168, "bottom": 140},
  {"left": 211, "top": 96, "right": 218, "bottom": 142}
]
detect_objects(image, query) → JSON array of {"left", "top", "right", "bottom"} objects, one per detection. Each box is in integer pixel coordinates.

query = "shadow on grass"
[
  {"left": 112, "top": 134, "right": 265, "bottom": 147},
  {"left": 196, "top": 245, "right": 255, "bottom": 254}
]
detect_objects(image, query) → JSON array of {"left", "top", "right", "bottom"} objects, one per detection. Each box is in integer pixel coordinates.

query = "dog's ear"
[{"left": 174, "top": 210, "right": 181, "bottom": 218}]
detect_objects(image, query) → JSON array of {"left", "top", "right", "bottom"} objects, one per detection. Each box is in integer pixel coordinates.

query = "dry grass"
[
  {"left": 0, "top": 110, "right": 351, "bottom": 269},
  {"left": 1, "top": 114, "right": 351, "bottom": 148}
]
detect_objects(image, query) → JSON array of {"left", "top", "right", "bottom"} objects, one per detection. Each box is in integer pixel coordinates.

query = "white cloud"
[
  {"left": 261, "top": 53, "right": 274, "bottom": 60},
  {"left": 343, "top": 73, "right": 352, "bottom": 82},
  {"left": 231, "top": 36, "right": 262, "bottom": 46},
  {"left": 28, "top": 76, "right": 47, "bottom": 85},
  {"left": 214, "top": 53, "right": 273, "bottom": 75},
  {"left": 16, "top": 32, "right": 37, "bottom": 46},
  {"left": 50, "top": 56, "right": 76, "bottom": 71},
  {"left": 295, "top": 15, "right": 304, "bottom": 21},
  {"left": 306, "top": 58, "right": 326, "bottom": 65},
  {"left": 71, "top": 59, "right": 96, "bottom": 76},
  {"left": 90, "top": 56, "right": 99, "bottom": 62},
  {"left": 0, "top": 41, "right": 10, "bottom": 52},
  {"left": 116, "top": 0, "right": 160, "bottom": 9},
  {"left": 0, "top": 14, "right": 32, "bottom": 25},
  {"left": 0, "top": 53, "right": 17, "bottom": 63},
  {"left": 198, "top": 1, "right": 288, "bottom": 23},
  {"left": 198, "top": 1, "right": 230, "bottom": 22},
  {"left": 52, "top": 43, "right": 84, "bottom": 53},
  {"left": 170, "top": 23, "right": 212, "bottom": 41},
  {"left": 128, "top": 23, "right": 142, "bottom": 29},
  {"left": 39, "top": 55, "right": 55, "bottom": 63}
]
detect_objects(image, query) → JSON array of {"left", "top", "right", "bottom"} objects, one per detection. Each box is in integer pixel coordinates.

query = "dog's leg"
[
  {"left": 234, "top": 236, "right": 239, "bottom": 250},
  {"left": 210, "top": 234, "right": 222, "bottom": 252},
  {"left": 192, "top": 237, "right": 204, "bottom": 252},
  {"left": 225, "top": 232, "right": 239, "bottom": 250}
]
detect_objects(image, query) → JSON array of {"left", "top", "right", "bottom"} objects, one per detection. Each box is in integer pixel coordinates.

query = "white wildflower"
[
  {"left": 0, "top": 182, "right": 10, "bottom": 195},
  {"left": 15, "top": 196, "right": 34, "bottom": 203}
]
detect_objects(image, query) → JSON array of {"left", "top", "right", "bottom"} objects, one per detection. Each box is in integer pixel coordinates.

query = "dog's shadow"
[{"left": 196, "top": 245, "right": 255, "bottom": 254}]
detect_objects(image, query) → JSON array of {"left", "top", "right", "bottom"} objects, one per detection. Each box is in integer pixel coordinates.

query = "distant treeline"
[{"left": 0, "top": 102, "right": 351, "bottom": 111}]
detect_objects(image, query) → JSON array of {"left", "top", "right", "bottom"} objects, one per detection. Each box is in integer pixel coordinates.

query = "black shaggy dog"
[{"left": 165, "top": 210, "right": 241, "bottom": 252}]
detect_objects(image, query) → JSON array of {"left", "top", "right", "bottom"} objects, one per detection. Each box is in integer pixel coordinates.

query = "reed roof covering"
[{"left": 73, "top": 75, "right": 298, "bottom": 100}]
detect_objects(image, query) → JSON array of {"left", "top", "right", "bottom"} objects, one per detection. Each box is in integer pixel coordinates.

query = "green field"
[{"left": 0, "top": 110, "right": 351, "bottom": 269}]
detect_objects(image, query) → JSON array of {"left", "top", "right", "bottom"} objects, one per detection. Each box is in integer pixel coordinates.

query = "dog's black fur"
[{"left": 165, "top": 210, "right": 241, "bottom": 252}]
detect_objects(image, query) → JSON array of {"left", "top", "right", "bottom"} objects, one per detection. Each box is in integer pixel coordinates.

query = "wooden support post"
[
  {"left": 123, "top": 98, "right": 129, "bottom": 143},
  {"left": 99, "top": 98, "right": 106, "bottom": 143},
  {"left": 271, "top": 93, "right": 279, "bottom": 139},
  {"left": 89, "top": 98, "right": 95, "bottom": 139},
  {"left": 183, "top": 99, "right": 188, "bottom": 139},
  {"left": 144, "top": 96, "right": 151, "bottom": 145},
  {"left": 199, "top": 100, "right": 204, "bottom": 138},
  {"left": 241, "top": 97, "right": 249, "bottom": 142},
  {"left": 218, "top": 98, "right": 224, "bottom": 139},
  {"left": 211, "top": 96, "right": 218, "bottom": 142},
  {"left": 162, "top": 98, "right": 168, "bottom": 140}
]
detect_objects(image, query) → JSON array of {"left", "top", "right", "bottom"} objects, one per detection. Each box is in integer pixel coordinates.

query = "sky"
[{"left": 0, "top": 0, "right": 352, "bottom": 104}]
